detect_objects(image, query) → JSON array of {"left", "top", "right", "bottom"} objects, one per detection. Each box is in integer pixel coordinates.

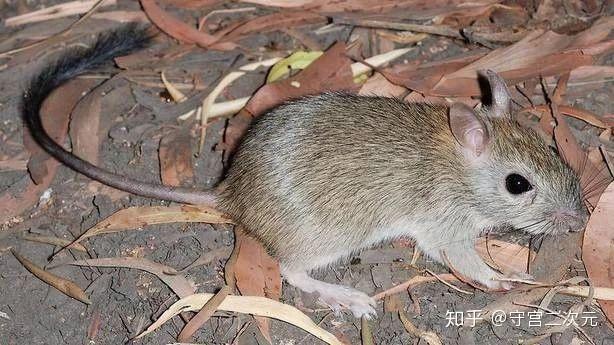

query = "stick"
[{"left": 203, "top": 47, "right": 412, "bottom": 120}]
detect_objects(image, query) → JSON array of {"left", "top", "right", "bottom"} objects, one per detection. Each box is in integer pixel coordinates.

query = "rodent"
[{"left": 23, "top": 25, "right": 588, "bottom": 318}]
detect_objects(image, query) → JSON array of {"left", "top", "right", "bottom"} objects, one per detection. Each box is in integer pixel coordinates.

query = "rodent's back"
[{"left": 219, "top": 93, "right": 466, "bottom": 267}]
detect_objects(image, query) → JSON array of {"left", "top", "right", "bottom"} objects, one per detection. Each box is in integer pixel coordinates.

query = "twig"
[
  {"left": 462, "top": 27, "right": 528, "bottom": 45},
  {"left": 190, "top": 47, "right": 412, "bottom": 122},
  {"left": 425, "top": 268, "right": 473, "bottom": 295},
  {"left": 372, "top": 273, "right": 457, "bottom": 300},
  {"left": 334, "top": 17, "right": 463, "bottom": 39},
  {"left": 334, "top": 17, "right": 530, "bottom": 47}
]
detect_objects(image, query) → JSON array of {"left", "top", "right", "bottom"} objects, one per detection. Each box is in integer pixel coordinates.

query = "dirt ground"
[{"left": 0, "top": 1, "right": 613, "bottom": 345}]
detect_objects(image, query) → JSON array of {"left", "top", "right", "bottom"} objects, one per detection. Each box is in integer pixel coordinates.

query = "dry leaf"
[
  {"left": 399, "top": 310, "right": 443, "bottom": 345},
  {"left": 582, "top": 182, "right": 614, "bottom": 325},
  {"left": 65, "top": 257, "right": 195, "bottom": 298},
  {"left": 560, "top": 285, "right": 614, "bottom": 301},
  {"left": 178, "top": 285, "right": 230, "bottom": 342},
  {"left": 139, "top": 0, "right": 236, "bottom": 50},
  {"left": 136, "top": 293, "right": 343, "bottom": 345},
  {"left": 241, "top": 0, "right": 500, "bottom": 21},
  {"left": 361, "top": 317, "right": 374, "bottom": 345},
  {"left": 159, "top": 129, "right": 194, "bottom": 187},
  {"left": 220, "top": 11, "right": 325, "bottom": 44},
  {"left": 167, "top": 0, "right": 221, "bottom": 8},
  {"left": 0, "top": 78, "right": 97, "bottom": 225},
  {"left": 21, "top": 234, "right": 87, "bottom": 252},
  {"left": 358, "top": 72, "right": 407, "bottom": 98},
  {"left": 475, "top": 238, "right": 535, "bottom": 275},
  {"left": 430, "top": 17, "right": 613, "bottom": 96},
  {"left": 24, "top": 78, "right": 98, "bottom": 183},
  {"left": 233, "top": 228, "right": 281, "bottom": 343},
  {"left": 381, "top": 51, "right": 485, "bottom": 95},
  {"left": 12, "top": 249, "right": 91, "bottom": 304},
  {"left": 69, "top": 81, "right": 105, "bottom": 165},
  {"left": 73, "top": 205, "right": 232, "bottom": 244},
  {"left": 552, "top": 103, "right": 611, "bottom": 207},
  {"left": 5, "top": 0, "right": 116, "bottom": 26},
  {"left": 220, "top": 42, "right": 359, "bottom": 159},
  {"left": 245, "top": 42, "right": 358, "bottom": 116}
]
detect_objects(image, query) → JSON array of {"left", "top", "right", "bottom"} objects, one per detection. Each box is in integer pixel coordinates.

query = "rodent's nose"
[{"left": 554, "top": 209, "right": 588, "bottom": 232}]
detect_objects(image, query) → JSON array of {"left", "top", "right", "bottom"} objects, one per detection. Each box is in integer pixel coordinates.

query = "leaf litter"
[{"left": 1, "top": 1, "right": 613, "bottom": 344}]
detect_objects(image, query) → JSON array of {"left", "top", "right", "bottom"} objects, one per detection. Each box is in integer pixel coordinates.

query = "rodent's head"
[{"left": 449, "top": 70, "right": 587, "bottom": 235}]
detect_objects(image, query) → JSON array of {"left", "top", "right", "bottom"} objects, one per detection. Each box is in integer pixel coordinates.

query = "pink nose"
[{"left": 554, "top": 209, "right": 588, "bottom": 232}]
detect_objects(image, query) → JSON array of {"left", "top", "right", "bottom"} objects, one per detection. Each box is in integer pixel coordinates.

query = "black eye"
[{"left": 505, "top": 174, "right": 533, "bottom": 194}]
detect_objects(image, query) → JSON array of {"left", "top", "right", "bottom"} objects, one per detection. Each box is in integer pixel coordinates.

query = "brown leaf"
[
  {"left": 87, "top": 309, "right": 102, "bottom": 342},
  {"left": 429, "top": 18, "right": 613, "bottom": 96},
  {"left": 73, "top": 205, "right": 232, "bottom": 244},
  {"left": 159, "top": 129, "right": 194, "bottom": 187},
  {"left": 528, "top": 105, "right": 611, "bottom": 129},
  {"left": 24, "top": 78, "right": 98, "bottom": 183},
  {"left": 21, "top": 234, "right": 87, "bottom": 252},
  {"left": 358, "top": 72, "right": 407, "bottom": 98},
  {"left": 178, "top": 285, "right": 230, "bottom": 342},
  {"left": 242, "top": 0, "right": 501, "bottom": 21},
  {"left": 552, "top": 105, "right": 611, "bottom": 207},
  {"left": 11, "top": 249, "right": 91, "bottom": 304},
  {"left": 475, "top": 238, "right": 535, "bottom": 275},
  {"left": 66, "top": 257, "right": 196, "bottom": 298},
  {"left": 434, "top": 3, "right": 525, "bottom": 27},
  {"left": 69, "top": 81, "right": 104, "bottom": 165},
  {"left": 139, "top": 0, "right": 236, "bottom": 50},
  {"left": 220, "top": 42, "right": 358, "bottom": 158},
  {"left": 0, "top": 78, "right": 97, "bottom": 225},
  {"left": 245, "top": 42, "right": 357, "bottom": 116},
  {"left": 582, "top": 182, "right": 614, "bottom": 325},
  {"left": 166, "top": 0, "right": 221, "bottom": 8},
  {"left": 381, "top": 51, "right": 486, "bottom": 95},
  {"left": 221, "top": 11, "right": 325, "bottom": 43},
  {"left": 233, "top": 228, "right": 281, "bottom": 344}
]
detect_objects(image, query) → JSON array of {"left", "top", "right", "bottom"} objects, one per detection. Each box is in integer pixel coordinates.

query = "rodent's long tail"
[{"left": 23, "top": 24, "right": 217, "bottom": 206}]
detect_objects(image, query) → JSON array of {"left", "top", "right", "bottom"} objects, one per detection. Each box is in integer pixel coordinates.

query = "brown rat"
[{"left": 24, "top": 26, "right": 587, "bottom": 318}]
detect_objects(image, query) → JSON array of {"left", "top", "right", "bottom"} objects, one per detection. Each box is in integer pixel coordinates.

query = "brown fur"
[{"left": 218, "top": 93, "right": 584, "bottom": 277}]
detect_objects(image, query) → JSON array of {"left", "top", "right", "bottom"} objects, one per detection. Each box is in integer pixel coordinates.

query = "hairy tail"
[{"left": 23, "top": 25, "right": 217, "bottom": 206}]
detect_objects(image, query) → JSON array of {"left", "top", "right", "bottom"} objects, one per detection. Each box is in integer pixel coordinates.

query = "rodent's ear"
[
  {"left": 449, "top": 103, "right": 490, "bottom": 157},
  {"left": 481, "top": 69, "right": 511, "bottom": 118}
]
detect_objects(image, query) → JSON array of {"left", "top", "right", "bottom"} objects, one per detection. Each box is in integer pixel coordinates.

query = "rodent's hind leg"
[{"left": 282, "top": 268, "right": 377, "bottom": 318}]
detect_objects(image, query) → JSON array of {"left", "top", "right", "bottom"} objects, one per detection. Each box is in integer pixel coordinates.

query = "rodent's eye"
[{"left": 505, "top": 173, "right": 533, "bottom": 195}]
